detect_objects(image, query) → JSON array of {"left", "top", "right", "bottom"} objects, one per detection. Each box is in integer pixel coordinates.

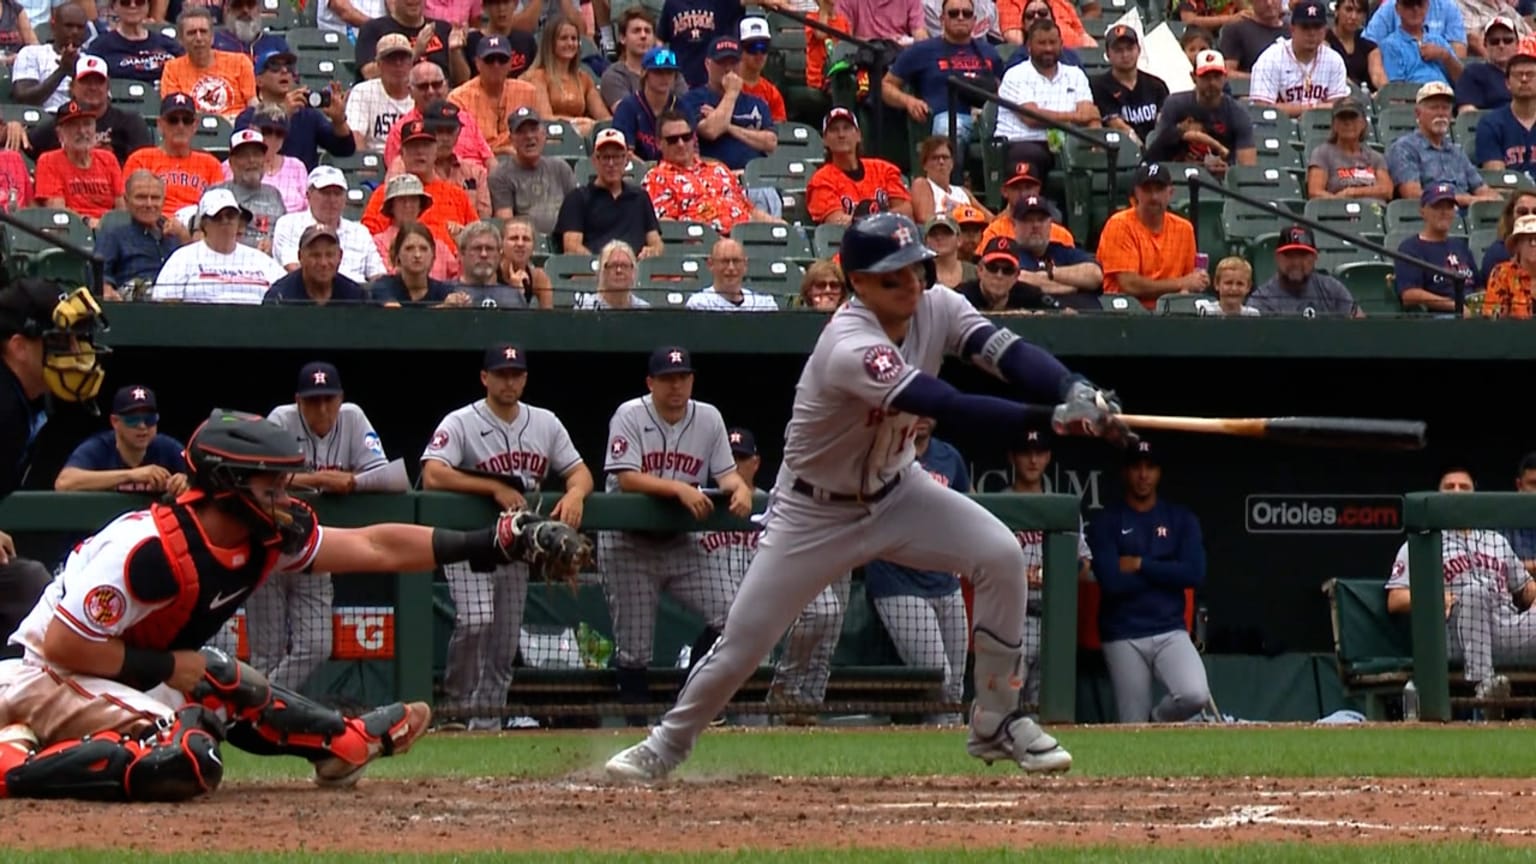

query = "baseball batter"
[
  {"left": 0, "top": 409, "right": 585, "bottom": 801},
  {"left": 606, "top": 213, "right": 1127, "bottom": 781},
  {"left": 865, "top": 417, "right": 971, "bottom": 725},
  {"left": 1009, "top": 426, "right": 1092, "bottom": 714},
  {"left": 247, "top": 361, "right": 390, "bottom": 694},
  {"left": 422, "top": 344, "right": 592, "bottom": 730},
  {"left": 1387, "top": 468, "right": 1536, "bottom": 709},
  {"left": 601, "top": 346, "right": 752, "bottom": 724}
]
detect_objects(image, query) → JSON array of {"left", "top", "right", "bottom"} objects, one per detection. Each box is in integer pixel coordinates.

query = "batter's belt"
[{"left": 790, "top": 474, "right": 901, "bottom": 504}]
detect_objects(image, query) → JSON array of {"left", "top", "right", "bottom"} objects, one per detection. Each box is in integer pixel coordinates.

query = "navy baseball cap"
[
  {"left": 1134, "top": 162, "right": 1172, "bottom": 187},
  {"left": 484, "top": 343, "right": 528, "bottom": 371},
  {"left": 1014, "top": 424, "right": 1053, "bottom": 452},
  {"left": 161, "top": 92, "right": 196, "bottom": 117},
  {"left": 728, "top": 427, "right": 757, "bottom": 457},
  {"left": 296, "top": 361, "right": 343, "bottom": 396},
  {"left": 708, "top": 36, "right": 742, "bottom": 61},
  {"left": 649, "top": 346, "right": 693, "bottom": 375},
  {"left": 1125, "top": 437, "right": 1160, "bottom": 465},
  {"left": 477, "top": 35, "right": 513, "bottom": 60},
  {"left": 1421, "top": 182, "right": 1458, "bottom": 206},
  {"left": 1290, "top": 1, "right": 1327, "bottom": 26},
  {"left": 112, "top": 384, "right": 157, "bottom": 414},
  {"left": 255, "top": 44, "right": 297, "bottom": 73}
]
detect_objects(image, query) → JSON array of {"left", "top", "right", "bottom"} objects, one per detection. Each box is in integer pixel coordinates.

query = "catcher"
[{"left": 0, "top": 409, "right": 591, "bottom": 802}]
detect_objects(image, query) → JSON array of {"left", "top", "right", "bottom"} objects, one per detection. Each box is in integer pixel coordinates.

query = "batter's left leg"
[{"left": 876, "top": 474, "right": 1069, "bottom": 773}]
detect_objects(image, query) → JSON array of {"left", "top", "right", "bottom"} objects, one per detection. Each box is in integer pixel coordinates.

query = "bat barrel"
[{"left": 1263, "top": 417, "right": 1427, "bottom": 450}]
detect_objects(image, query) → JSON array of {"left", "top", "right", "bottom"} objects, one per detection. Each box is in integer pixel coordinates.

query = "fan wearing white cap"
[
  {"left": 151, "top": 188, "right": 288, "bottom": 305},
  {"left": 24, "top": 54, "right": 153, "bottom": 167},
  {"left": 209, "top": 128, "right": 288, "bottom": 253},
  {"left": 1143, "top": 49, "right": 1257, "bottom": 177},
  {"left": 271, "top": 165, "right": 389, "bottom": 283}
]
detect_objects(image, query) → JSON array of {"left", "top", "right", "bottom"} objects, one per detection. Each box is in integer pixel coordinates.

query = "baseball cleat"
[
  {"left": 314, "top": 702, "right": 432, "bottom": 788},
  {"left": 1476, "top": 675, "right": 1512, "bottom": 722},
  {"left": 967, "top": 713, "right": 1072, "bottom": 774},
  {"left": 605, "top": 741, "right": 677, "bottom": 783}
]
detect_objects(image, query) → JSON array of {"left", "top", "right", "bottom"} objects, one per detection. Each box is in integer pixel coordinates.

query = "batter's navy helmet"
[{"left": 839, "top": 212, "right": 936, "bottom": 275}]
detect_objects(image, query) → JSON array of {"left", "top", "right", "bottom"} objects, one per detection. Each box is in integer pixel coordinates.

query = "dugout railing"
[
  {"left": 1402, "top": 492, "right": 1536, "bottom": 721},
  {"left": 0, "top": 490, "right": 1085, "bottom": 724}
]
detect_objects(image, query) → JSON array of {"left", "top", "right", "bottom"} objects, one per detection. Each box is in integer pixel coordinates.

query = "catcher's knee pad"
[
  {"left": 189, "top": 645, "right": 273, "bottom": 719},
  {"left": 2, "top": 706, "right": 225, "bottom": 802}
]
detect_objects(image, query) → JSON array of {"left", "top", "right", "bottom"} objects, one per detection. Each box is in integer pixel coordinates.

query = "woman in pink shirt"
[{"left": 835, "top": 0, "right": 928, "bottom": 42}]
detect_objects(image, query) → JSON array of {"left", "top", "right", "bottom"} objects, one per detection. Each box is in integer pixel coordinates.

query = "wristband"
[
  {"left": 431, "top": 526, "right": 499, "bottom": 570},
  {"left": 118, "top": 647, "right": 176, "bottom": 690}
]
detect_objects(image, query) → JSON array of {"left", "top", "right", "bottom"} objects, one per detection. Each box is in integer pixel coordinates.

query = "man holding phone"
[{"left": 233, "top": 47, "right": 358, "bottom": 171}]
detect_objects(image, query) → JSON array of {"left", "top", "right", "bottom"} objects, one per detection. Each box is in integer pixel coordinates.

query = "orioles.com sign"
[{"left": 1245, "top": 495, "right": 1404, "bottom": 534}]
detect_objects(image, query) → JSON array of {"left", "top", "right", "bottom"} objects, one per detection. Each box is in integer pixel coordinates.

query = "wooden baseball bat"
[{"left": 1114, "top": 414, "right": 1428, "bottom": 451}]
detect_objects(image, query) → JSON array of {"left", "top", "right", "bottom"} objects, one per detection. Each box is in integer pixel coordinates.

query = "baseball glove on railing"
[{"left": 493, "top": 511, "right": 594, "bottom": 589}]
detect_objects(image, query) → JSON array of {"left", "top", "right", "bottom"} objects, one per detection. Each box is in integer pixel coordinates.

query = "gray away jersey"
[
  {"left": 783, "top": 287, "right": 990, "bottom": 496},
  {"left": 421, "top": 399, "right": 584, "bottom": 491},
  {"left": 604, "top": 396, "right": 736, "bottom": 492},
  {"left": 1388, "top": 530, "right": 1532, "bottom": 598},
  {"left": 267, "top": 402, "right": 390, "bottom": 473}
]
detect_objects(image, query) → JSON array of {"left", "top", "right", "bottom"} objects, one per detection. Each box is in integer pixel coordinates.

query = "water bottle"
[{"left": 1403, "top": 679, "right": 1419, "bottom": 721}]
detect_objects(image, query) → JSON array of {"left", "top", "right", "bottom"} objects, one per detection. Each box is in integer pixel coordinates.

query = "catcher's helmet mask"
[
  {"left": 184, "top": 409, "right": 311, "bottom": 550},
  {"left": 838, "top": 213, "right": 938, "bottom": 294}
]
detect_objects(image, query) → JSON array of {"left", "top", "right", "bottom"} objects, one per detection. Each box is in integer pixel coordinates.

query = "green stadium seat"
[
  {"left": 634, "top": 285, "right": 693, "bottom": 307},
  {"left": 1466, "top": 199, "right": 1506, "bottom": 233},
  {"left": 1380, "top": 228, "right": 1420, "bottom": 258},
  {"left": 7, "top": 208, "right": 91, "bottom": 259},
  {"left": 744, "top": 152, "right": 816, "bottom": 193},
  {"left": 1061, "top": 128, "right": 1140, "bottom": 249},
  {"left": 1332, "top": 261, "right": 1397, "bottom": 314},
  {"left": 0, "top": 104, "right": 45, "bottom": 127},
  {"left": 544, "top": 253, "right": 600, "bottom": 297},
  {"left": 812, "top": 222, "right": 845, "bottom": 258},
  {"left": 657, "top": 220, "right": 719, "bottom": 255},
  {"left": 1097, "top": 294, "right": 1149, "bottom": 314},
  {"left": 745, "top": 258, "right": 804, "bottom": 295},
  {"left": 260, "top": 0, "right": 308, "bottom": 29},
  {"left": 1245, "top": 232, "right": 1281, "bottom": 286},
  {"left": 297, "top": 55, "right": 343, "bottom": 93},
  {"left": 1469, "top": 228, "right": 1500, "bottom": 264},
  {"left": 1155, "top": 293, "right": 1205, "bottom": 315},
  {"left": 324, "top": 151, "right": 386, "bottom": 187},
  {"left": 776, "top": 122, "right": 823, "bottom": 159},
  {"left": 638, "top": 254, "right": 706, "bottom": 295},
  {"left": 540, "top": 120, "right": 588, "bottom": 166},
  {"left": 28, "top": 249, "right": 92, "bottom": 286},
  {"left": 1245, "top": 105, "right": 1295, "bottom": 142},
  {"left": 1296, "top": 108, "right": 1336, "bottom": 143},
  {"left": 1384, "top": 198, "right": 1428, "bottom": 233},
  {"left": 732, "top": 221, "right": 813, "bottom": 262},
  {"left": 1226, "top": 165, "right": 1303, "bottom": 202},
  {"left": 1303, "top": 198, "right": 1386, "bottom": 240},
  {"left": 190, "top": 114, "right": 234, "bottom": 160},
  {"left": 1453, "top": 111, "right": 1480, "bottom": 159},
  {"left": 109, "top": 80, "right": 160, "bottom": 118},
  {"left": 286, "top": 27, "right": 347, "bottom": 56},
  {"left": 1253, "top": 136, "right": 1303, "bottom": 173},
  {"left": 1373, "top": 81, "right": 1421, "bottom": 111},
  {"left": 1482, "top": 168, "right": 1536, "bottom": 194},
  {"left": 1221, "top": 199, "right": 1289, "bottom": 256},
  {"left": 1166, "top": 163, "right": 1224, "bottom": 255},
  {"left": 1076, "top": 45, "right": 1108, "bottom": 76},
  {"left": 1374, "top": 105, "right": 1419, "bottom": 146}
]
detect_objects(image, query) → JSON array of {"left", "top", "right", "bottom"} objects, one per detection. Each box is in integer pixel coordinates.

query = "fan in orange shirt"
[
  {"left": 739, "top": 17, "right": 787, "bottom": 123},
  {"left": 122, "top": 94, "right": 225, "bottom": 220},
  {"left": 361, "top": 119, "right": 479, "bottom": 249},
  {"left": 1094, "top": 162, "right": 1206, "bottom": 310},
  {"left": 806, "top": 108, "right": 913, "bottom": 225},
  {"left": 160, "top": 8, "right": 256, "bottom": 120},
  {"left": 979, "top": 161, "right": 1076, "bottom": 249},
  {"left": 34, "top": 100, "right": 124, "bottom": 226}
]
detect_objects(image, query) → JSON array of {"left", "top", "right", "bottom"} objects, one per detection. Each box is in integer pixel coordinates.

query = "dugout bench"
[{"left": 1322, "top": 578, "right": 1536, "bottom": 719}]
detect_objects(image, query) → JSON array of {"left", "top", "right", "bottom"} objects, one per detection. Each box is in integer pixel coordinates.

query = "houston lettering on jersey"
[
  {"left": 477, "top": 450, "right": 549, "bottom": 477},
  {"left": 671, "top": 10, "right": 715, "bottom": 39},
  {"left": 698, "top": 530, "right": 757, "bottom": 553},
  {"left": 1391, "top": 551, "right": 1515, "bottom": 589},
  {"left": 643, "top": 451, "right": 703, "bottom": 474},
  {"left": 1278, "top": 83, "right": 1330, "bottom": 103}
]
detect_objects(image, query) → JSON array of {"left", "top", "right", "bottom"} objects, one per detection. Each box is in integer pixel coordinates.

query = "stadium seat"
[
  {"left": 324, "top": 151, "right": 386, "bottom": 187},
  {"left": 776, "top": 123, "right": 823, "bottom": 160},
  {"left": 1221, "top": 199, "right": 1289, "bottom": 256},
  {"left": 1225, "top": 78, "right": 1250, "bottom": 101},
  {"left": 572, "top": 156, "right": 649, "bottom": 185},
  {"left": 1166, "top": 163, "right": 1224, "bottom": 255},
  {"left": 1226, "top": 165, "right": 1303, "bottom": 202},
  {"left": 544, "top": 253, "right": 601, "bottom": 294},
  {"left": 638, "top": 254, "right": 706, "bottom": 294},
  {"left": 1296, "top": 108, "right": 1337, "bottom": 143},
  {"left": 7, "top": 208, "right": 91, "bottom": 259},
  {"left": 0, "top": 104, "right": 45, "bottom": 128},
  {"left": 1453, "top": 111, "right": 1480, "bottom": 158},
  {"left": 1372, "top": 81, "right": 1421, "bottom": 110},
  {"left": 745, "top": 258, "right": 804, "bottom": 295},
  {"left": 190, "top": 114, "right": 234, "bottom": 160},
  {"left": 298, "top": 56, "right": 343, "bottom": 93},
  {"left": 1384, "top": 198, "right": 1429, "bottom": 233},
  {"left": 1097, "top": 294, "right": 1149, "bottom": 314},
  {"left": 1466, "top": 199, "right": 1506, "bottom": 233},
  {"left": 261, "top": 0, "right": 307, "bottom": 29},
  {"left": 732, "top": 221, "right": 814, "bottom": 262},
  {"left": 540, "top": 120, "right": 588, "bottom": 166},
  {"left": 1482, "top": 169, "right": 1536, "bottom": 194},
  {"left": 811, "top": 223, "right": 845, "bottom": 258},
  {"left": 1155, "top": 293, "right": 1204, "bottom": 315},
  {"left": 28, "top": 249, "right": 92, "bottom": 286},
  {"left": 1075, "top": 45, "right": 1108, "bottom": 76},
  {"left": 1060, "top": 128, "right": 1140, "bottom": 249},
  {"left": 1245, "top": 105, "right": 1295, "bottom": 143},
  {"left": 634, "top": 285, "right": 693, "bottom": 307},
  {"left": 1374, "top": 106, "right": 1419, "bottom": 145},
  {"left": 1303, "top": 198, "right": 1386, "bottom": 239},
  {"left": 109, "top": 80, "right": 160, "bottom": 119},
  {"left": 1245, "top": 232, "right": 1281, "bottom": 286},
  {"left": 1469, "top": 228, "right": 1500, "bottom": 264},
  {"left": 1332, "top": 261, "right": 1398, "bottom": 314},
  {"left": 657, "top": 220, "right": 720, "bottom": 255},
  {"left": 286, "top": 27, "right": 346, "bottom": 56}
]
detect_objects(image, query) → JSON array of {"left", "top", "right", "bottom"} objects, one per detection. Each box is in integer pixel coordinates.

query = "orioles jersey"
[
  {"left": 806, "top": 158, "right": 912, "bottom": 223},
  {"left": 9, "top": 504, "right": 323, "bottom": 661}
]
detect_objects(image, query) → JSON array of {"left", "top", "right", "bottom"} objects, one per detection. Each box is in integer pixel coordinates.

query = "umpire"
[{"left": 0, "top": 279, "right": 110, "bottom": 657}]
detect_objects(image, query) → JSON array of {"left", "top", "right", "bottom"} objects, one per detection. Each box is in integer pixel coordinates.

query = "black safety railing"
[
  {"left": 944, "top": 75, "right": 1121, "bottom": 207},
  {"left": 765, "top": 6, "right": 885, "bottom": 147},
  {"left": 0, "top": 210, "right": 105, "bottom": 298},
  {"left": 1186, "top": 176, "right": 1467, "bottom": 316}
]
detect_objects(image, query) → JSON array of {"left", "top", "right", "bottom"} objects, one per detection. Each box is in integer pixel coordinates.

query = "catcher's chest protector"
[{"left": 121, "top": 503, "right": 279, "bottom": 652}]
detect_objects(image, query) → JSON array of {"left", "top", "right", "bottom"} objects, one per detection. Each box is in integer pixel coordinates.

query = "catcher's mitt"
[{"left": 493, "top": 511, "right": 594, "bottom": 589}]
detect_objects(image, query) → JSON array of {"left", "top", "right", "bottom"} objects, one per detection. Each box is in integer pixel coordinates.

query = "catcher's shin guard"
[
  {"left": 0, "top": 706, "right": 226, "bottom": 802},
  {"left": 224, "top": 689, "right": 431, "bottom": 788}
]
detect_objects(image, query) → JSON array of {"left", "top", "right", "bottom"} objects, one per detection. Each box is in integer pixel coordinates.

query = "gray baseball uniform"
[
  {"left": 1016, "top": 522, "right": 1090, "bottom": 713},
  {"left": 641, "top": 287, "right": 1039, "bottom": 763},
  {"left": 1387, "top": 531, "right": 1536, "bottom": 684},
  {"left": 423, "top": 399, "right": 584, "bottom": 720},
  {"left": 241, "top": 402, "right": 388, "bottom": 692},
  {"left": 600, "top": 395, "right": 738, "bottom": 669}
]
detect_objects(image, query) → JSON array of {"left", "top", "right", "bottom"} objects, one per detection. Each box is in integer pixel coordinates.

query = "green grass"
[
  {"left": 7, "top": 846, "right": 1536, "bottom": 864},
  {"left": 216, "top": 724, "right": 1536, "bottom": 782}
]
